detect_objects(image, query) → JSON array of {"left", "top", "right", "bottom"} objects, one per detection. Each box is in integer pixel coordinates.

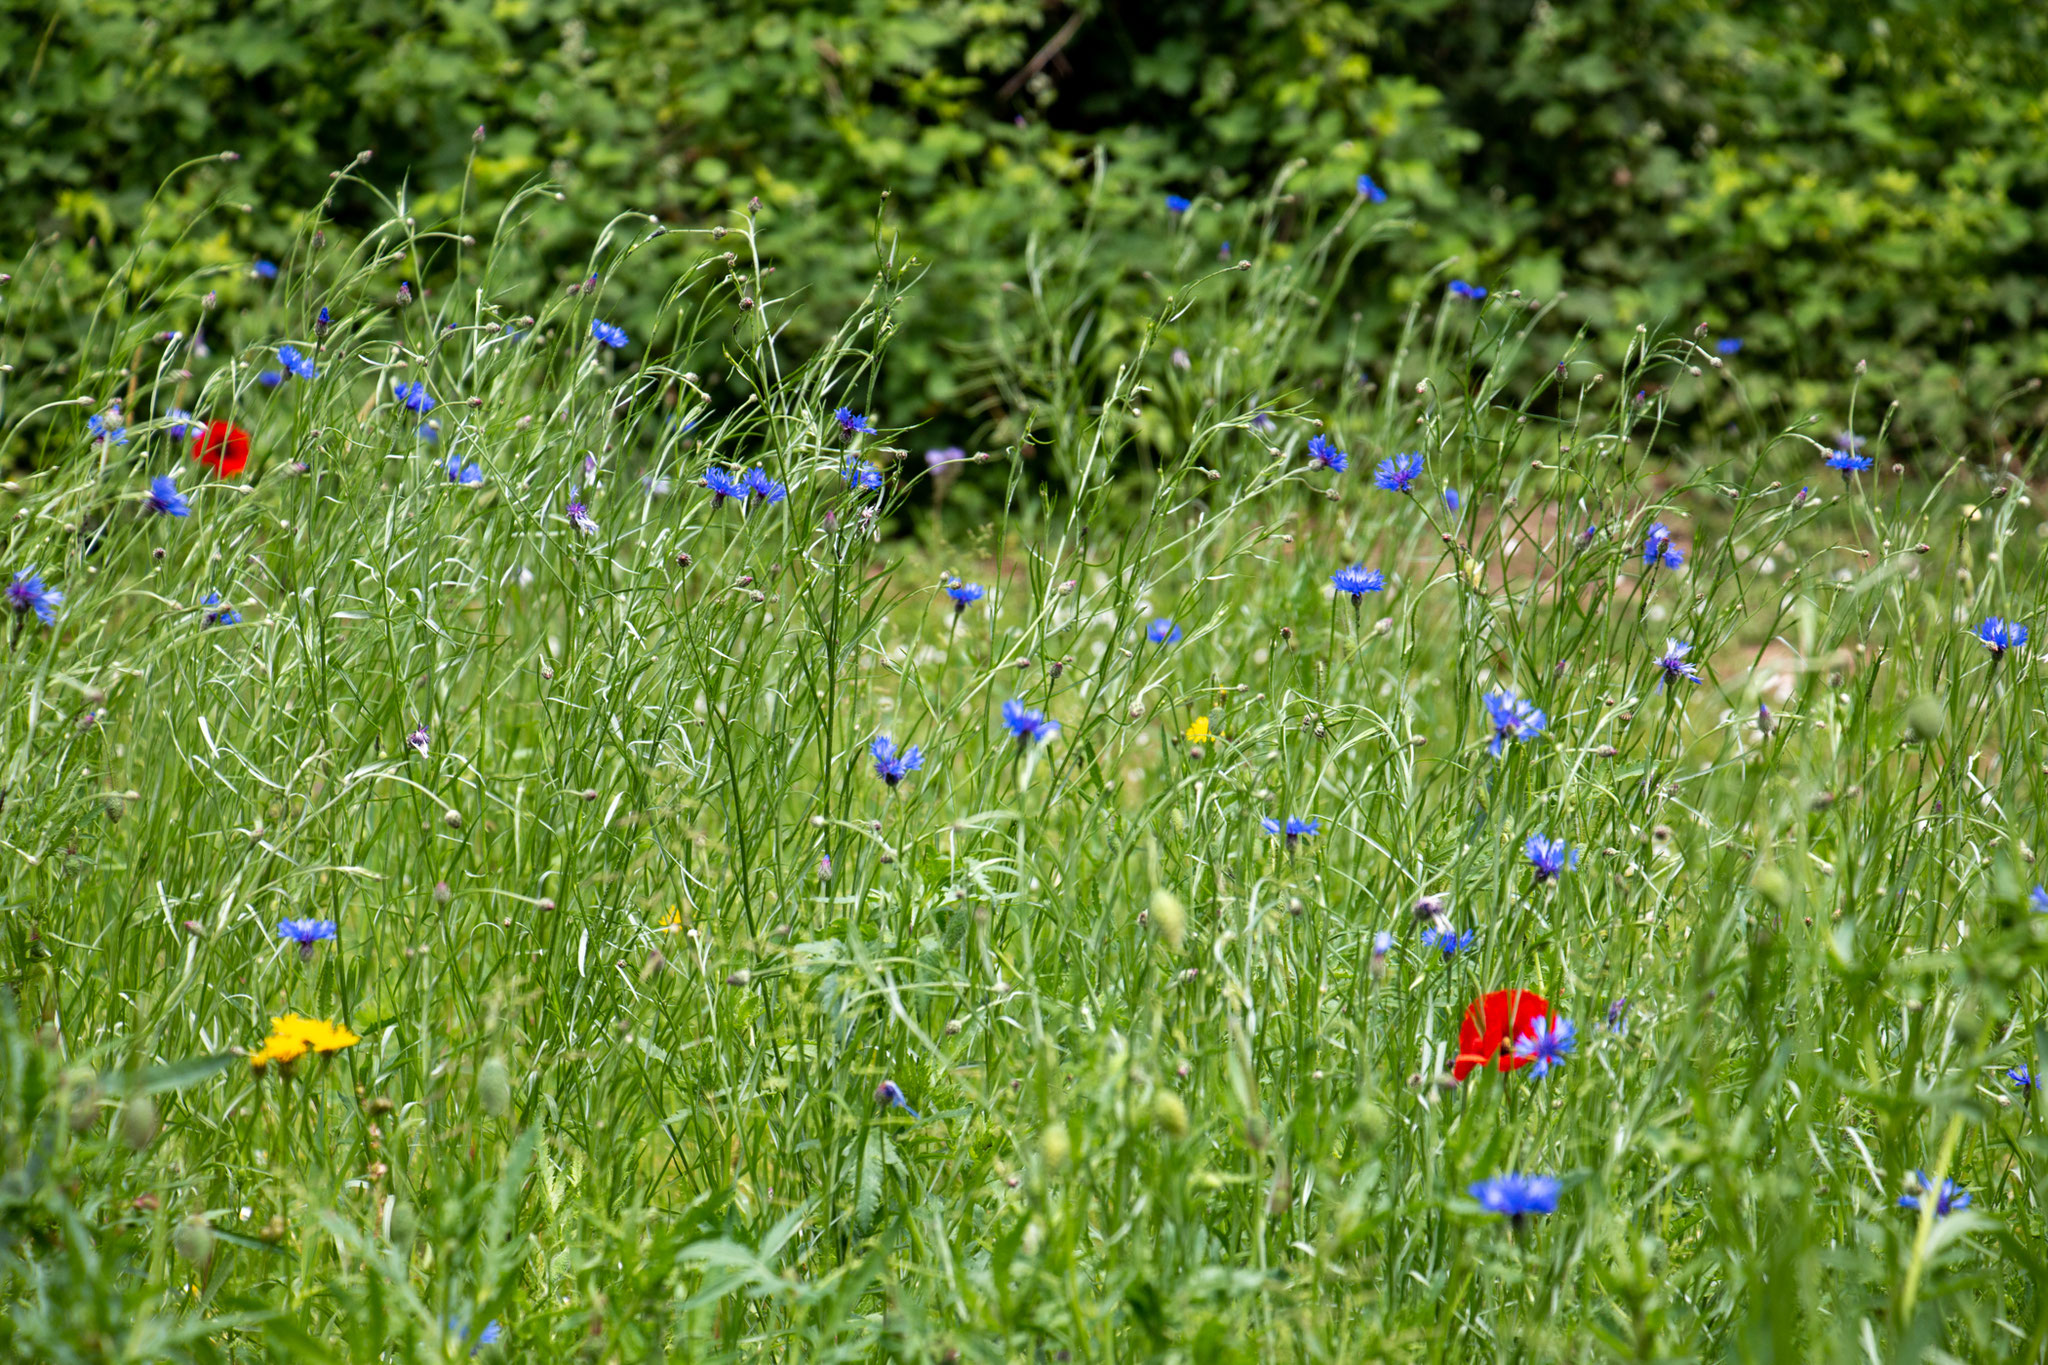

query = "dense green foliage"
[
  {"left": 3, "top": 0, "right": 2045, "bottom": 453},
  {"left": 0, "top": 163, "right": 2047, "bottom": 1360}
]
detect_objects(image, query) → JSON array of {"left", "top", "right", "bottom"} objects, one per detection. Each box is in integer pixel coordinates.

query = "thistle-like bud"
[{"left": 119, "top": 1094, "right": 161, "bottom": 1150}]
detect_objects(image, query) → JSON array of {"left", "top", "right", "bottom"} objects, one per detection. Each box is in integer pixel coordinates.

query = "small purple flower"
[
  {"left": 200, "top": 591, "right": 239, "bottom": 627},
  {"left": 277, "top": 917, "right": 338, "bottom": 962},
  {"left": 1147, "top": 618, "right": 1182, "bottom": 645},
  {"left": 1975, "top": 617, "right": 2025, "bottom": 657},
  {"left": 1471, "top": 1173, "right": 1559, "bottom": 1219},
  {"left": 8, "top": 569, "right": 62, "bottom": 626},
  {"left": 2010, "top": 1066, "right": 2036, "bottom": 1093},
  {"left": 1484, "top": 689, "right": 1547, "bottom": 757},
  {"left": 925, "top": 447, "right": 967, "bottom": 469},
  {"left": 1444, "top": 488, "right": 1460, "bottom": 513},
  {"left": 834, "top": 407, "right": 875, "bottom": 436},
  {"left": 1656, "top": 639, "right": 1703, "bottom": 687},
  {"left": 591, "top": 319, "right": 629, "bottom": 349},
  {"left": 1642, "top": 523, "right": 1684, "bottom": 570},
  {"left": 1525, "top": 834, "right": 1577, "bottom": 883},
  {"left": 1249, "top": 411, "right": 1274, "bottom": 433},
  {"left": 446, "top": 456, "right": 483, "bottom": 488},
  {"left": 1306, "top": 434, "right": 1348, "bottom": 473},
  {"left": 1357, "top": 174, "right": 1387, "bottom": 204},
  {"left": 393, "top": 381, "right": 435, "bottom": 414},
  {"left": 1421, "top": 926, "right": 1475, "bottom": 959},
  {"left": 870, "top": 735, "right": 924, "bottom": 786},
  {"left": 1898, "top": 1171, "right": 1970, "bottom": 1218},
  {"left": 406, "top": 725, "right": 430, "bottom": 756},
  {"left": 2030, "top": 886, "right": 2048, "bottom": 914},
  {"left": 1448, "top": 279, "right": 1487, "bottom": 301},
  {"left": 314, "top": 307, "right": 331, "bottom": 336},
  {"left": 1261, "top": 816, "right": 1319, "bottom": 850},
  {"left": 165, "top": 409, "right": 195, "bottom": 440},
  {"left": 1372, "top": 452, "right": 1424, "bottom": 493},
  {"left": 88, "top": 409, "right": 130, "bottom": 447},
  {"left": 277, "top": 345, "right": 318, "bottom": 380},
  {"left": 1332, "top": 565, "right": 1384, "bottom": 602},
  {"left": 946, "top": 580, "right": 985, "bottom": 610},
  {"left": 703, "top": 467, "right": 747, "bottom": 506},
  {"left": 1002, "top": 699, "right": 1059, "bottom": 746},
  {"left": 842, "top": 460, "right": 884, "bottom": 492},
  {"left": 1512, "top": 1016, "right": 1577, "bottom": 1077},
  {"left": 253, "top": 260, "right": 278, "bottom": 280},
  {"left": 148, "top": 474, "right": 190, "bottom": 517},
  {"left": 876, "top": 1079, "right": 920, "bottom": 1116},
  {"left": 744, "top": 468, "right": 787, "bottom": 504},
  {"left": 1606, "top": 998, "right": 1630, "bottom": 1033},
  {"left": 258, "top": 370, "right": 285, "bottom": 388},
  {"left": 567, "top": 501, "right": 598, "bottom": 536}
]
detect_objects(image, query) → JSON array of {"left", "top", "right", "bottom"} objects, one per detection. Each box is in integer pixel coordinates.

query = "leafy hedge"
[{"left": 2, "top": 0, "right": 2044, "bottom": 451}]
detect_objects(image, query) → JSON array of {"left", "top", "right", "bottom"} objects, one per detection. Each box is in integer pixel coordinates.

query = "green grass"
[{"left": 3, "top": 169, "right": 2048, "bottom": 1363}]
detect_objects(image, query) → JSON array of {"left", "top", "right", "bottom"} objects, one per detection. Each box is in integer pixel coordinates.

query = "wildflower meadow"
[{"left": 2, "top": 141, "right": 2048, "bottom": 1364}]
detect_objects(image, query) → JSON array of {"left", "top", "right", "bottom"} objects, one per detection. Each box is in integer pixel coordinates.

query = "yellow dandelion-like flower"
[
  {"left": 250, "top": 1014, "right": 359, "bottom": 1069},
  {"left": 248, "top": 1036, "right": 309, "bottom": 1070},
  {"left": 655, "top": 906, "right": 685, "bottom": 934},
  {"left": 1185, "top": 715, "right": 1212, "bottom": 746}
]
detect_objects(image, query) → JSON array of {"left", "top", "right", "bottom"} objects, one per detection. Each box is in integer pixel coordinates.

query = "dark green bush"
[{"left": 1, "top": 0, "right": 2043, "bottom": 453}]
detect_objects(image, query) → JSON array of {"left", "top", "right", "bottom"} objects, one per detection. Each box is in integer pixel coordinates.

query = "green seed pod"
[
  {"left": 1148, "top": 888, "right": 1186, "bottom": 951},
  {"left": 119, "top": 1094, "right": 161, "bottom": 1150},
  {"left": 1753, "top": 865, "right": 1792, "bottom": 910},
  {"left": 63, "top": 1067, "right": 99, "bottom": 1133},
  {"left": 476, "top": 1055, "right": 511, "bottom": 1118},
  {"left": 171, "top": 1215, "right": 213, "bottom": 1270},
  {"left": 1151, "top": 1091, "right": 1189, "bottom": 1139},
  {"left": 386, "top": 1198, "right": 417, "bottom": 1257},
  {"left": 1905, "top": 695, "right": 1946, "bottom": 743}
]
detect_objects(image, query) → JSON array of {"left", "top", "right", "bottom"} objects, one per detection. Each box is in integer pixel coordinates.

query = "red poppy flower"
[
  {"left": 1453, "top": 988, "right": 1551, "bottom": 1082},
  {"left": 192, "top": 421, "right": 250, "bottom": 478}
]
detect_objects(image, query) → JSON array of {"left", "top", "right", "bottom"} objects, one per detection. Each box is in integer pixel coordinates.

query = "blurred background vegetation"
[{"left": 2, "top": 0, "right": 2045, "bottom": 454}]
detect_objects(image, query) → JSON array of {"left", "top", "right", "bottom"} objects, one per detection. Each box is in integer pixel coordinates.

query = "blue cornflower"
[
  {"left": 1716, "top": 337, "right": 1742, "bottom": 356},
  {"left": 1642, "top": 523, "right": 1684, "bottom": 569},
  {"left": 1483, "top": 689, "right": 1547, "bottom": 757},
  {"left": 703, "top": 467, "right": 747, "bottom": 506},
  {"left": 165, "top": 409, "right": 195, "bottom": 440},
  {"left": 842, "top": 460, "right": 884, "bottom": 492},
  {"left": 277, "top": 345, "right": 318, "bottom": 380},
  {"left": 1656, "top": 639, "right": 1703, "bottom": 687},
  {"left": 1373, "top": 452, "right": 1424, "bottom": 493},
  {"left": 1249, "top": 411, "right": 1275, "bottom": 433},
  {"left": 1165, "top": 194, "right": 1192, "bottom": 214},
  {"left": 1470, "top": 1173, "right": 1560, "bottom": 1219},
  {"left": 148, "top": 474, "right": 190, "bottom": 517},
  {"left": 253, "top": 260, "right": 278, "bottom": 280},
  {"left": 1002, "top": 699, "right": 1059, "bottom": 746},
  {"left": 744, "top": 468, "right": 787, "bottom": 504},
  {"left": 1448, "top": 279, "right": 1488, "bottom": 301},
  {"left": 946, "top": 580, "right": 985, "bottom": 610},
  {"left": 870, "top": 735, "right": 924, "bottom": 787},
  {"left": 1975, "top": 617, "right": 2026, "bottom": 658},
  {"left": 446, "top": 456, "right": 483, "bottom": 488},
  {"left": 1512, "top": 1016, "right": 1577, "bottom": 1077},
  {"left": 258, "top": 370, "right": 285, "bottom": 388},
  {"left": 1898, "top": 1171, "right": 1970, "bottom": 1218},
  {"left": 1331, "top": 565, "right": 1384, "bottom": 602},
  {"left": 1606, "top": 998, "right": 1630, "bottom": 1033},
  {"left": 1836, "top": 431, "right": 1866, "bottom": 454},
  {"left": 1444, "top": 488, "right": 1460, "bottom": 513},
  {"left": 315, "top": 306, "right": 331, "bottom": 335},
  {"left": 1372, "top": 930, "right": 1393, "bottom": 958},
  {"left": 1306, "top": 434, "right": 1348, "bottom": 473},
  {"left": 447, "top": 1318, "right": 502, "bottom": 1356},
  {"left": 393, "top": 381, "right": 435, "bottom": 414},
  {"left": 1421, "top": 926, "right": 1474, "bottom": 959},
  {"left": 834, "top": 406, "right": 876, "bottom": 436},
  {"left": 2010, "top": 1066, "right": 2036, "bottom": 1093},
  {"left": 1261, "top": 816, "right": 1319, "bottom": 849},
  {"left": 1826, "top": 448, "right": 1874, "bottom": 475},
  {"left": 87, "top": 409, "right": 130, "bottom": 446},
  {"left": 1356, "top": 174, "right": 1387, "bottom": 204},
  {"left": 277, "top": 917, "right": 337, "bottom": 961},
  {"left": 1525, "top": 834, "right": 1577, "bottom": 883},
  {"left": 7, "top": 569, "right": 62, "bottom": 626},
  {"left": 567, "top": 501, "right": 598, "bottom": 536},
  {"left": 2030, "top": 886, "right": 2048, "bottom": 914},
  {"left": 1147, "top": 618, "right": 1183, "bottom": 645},
  {"left": 876, "top": 1079, "right": 920, "bottom": 1117},
  {"left": 200, "top": 591, "right": 239, "bottom": 627},
  {"left": 591, "top": 319, "right": 629, "bottom": 349}
]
